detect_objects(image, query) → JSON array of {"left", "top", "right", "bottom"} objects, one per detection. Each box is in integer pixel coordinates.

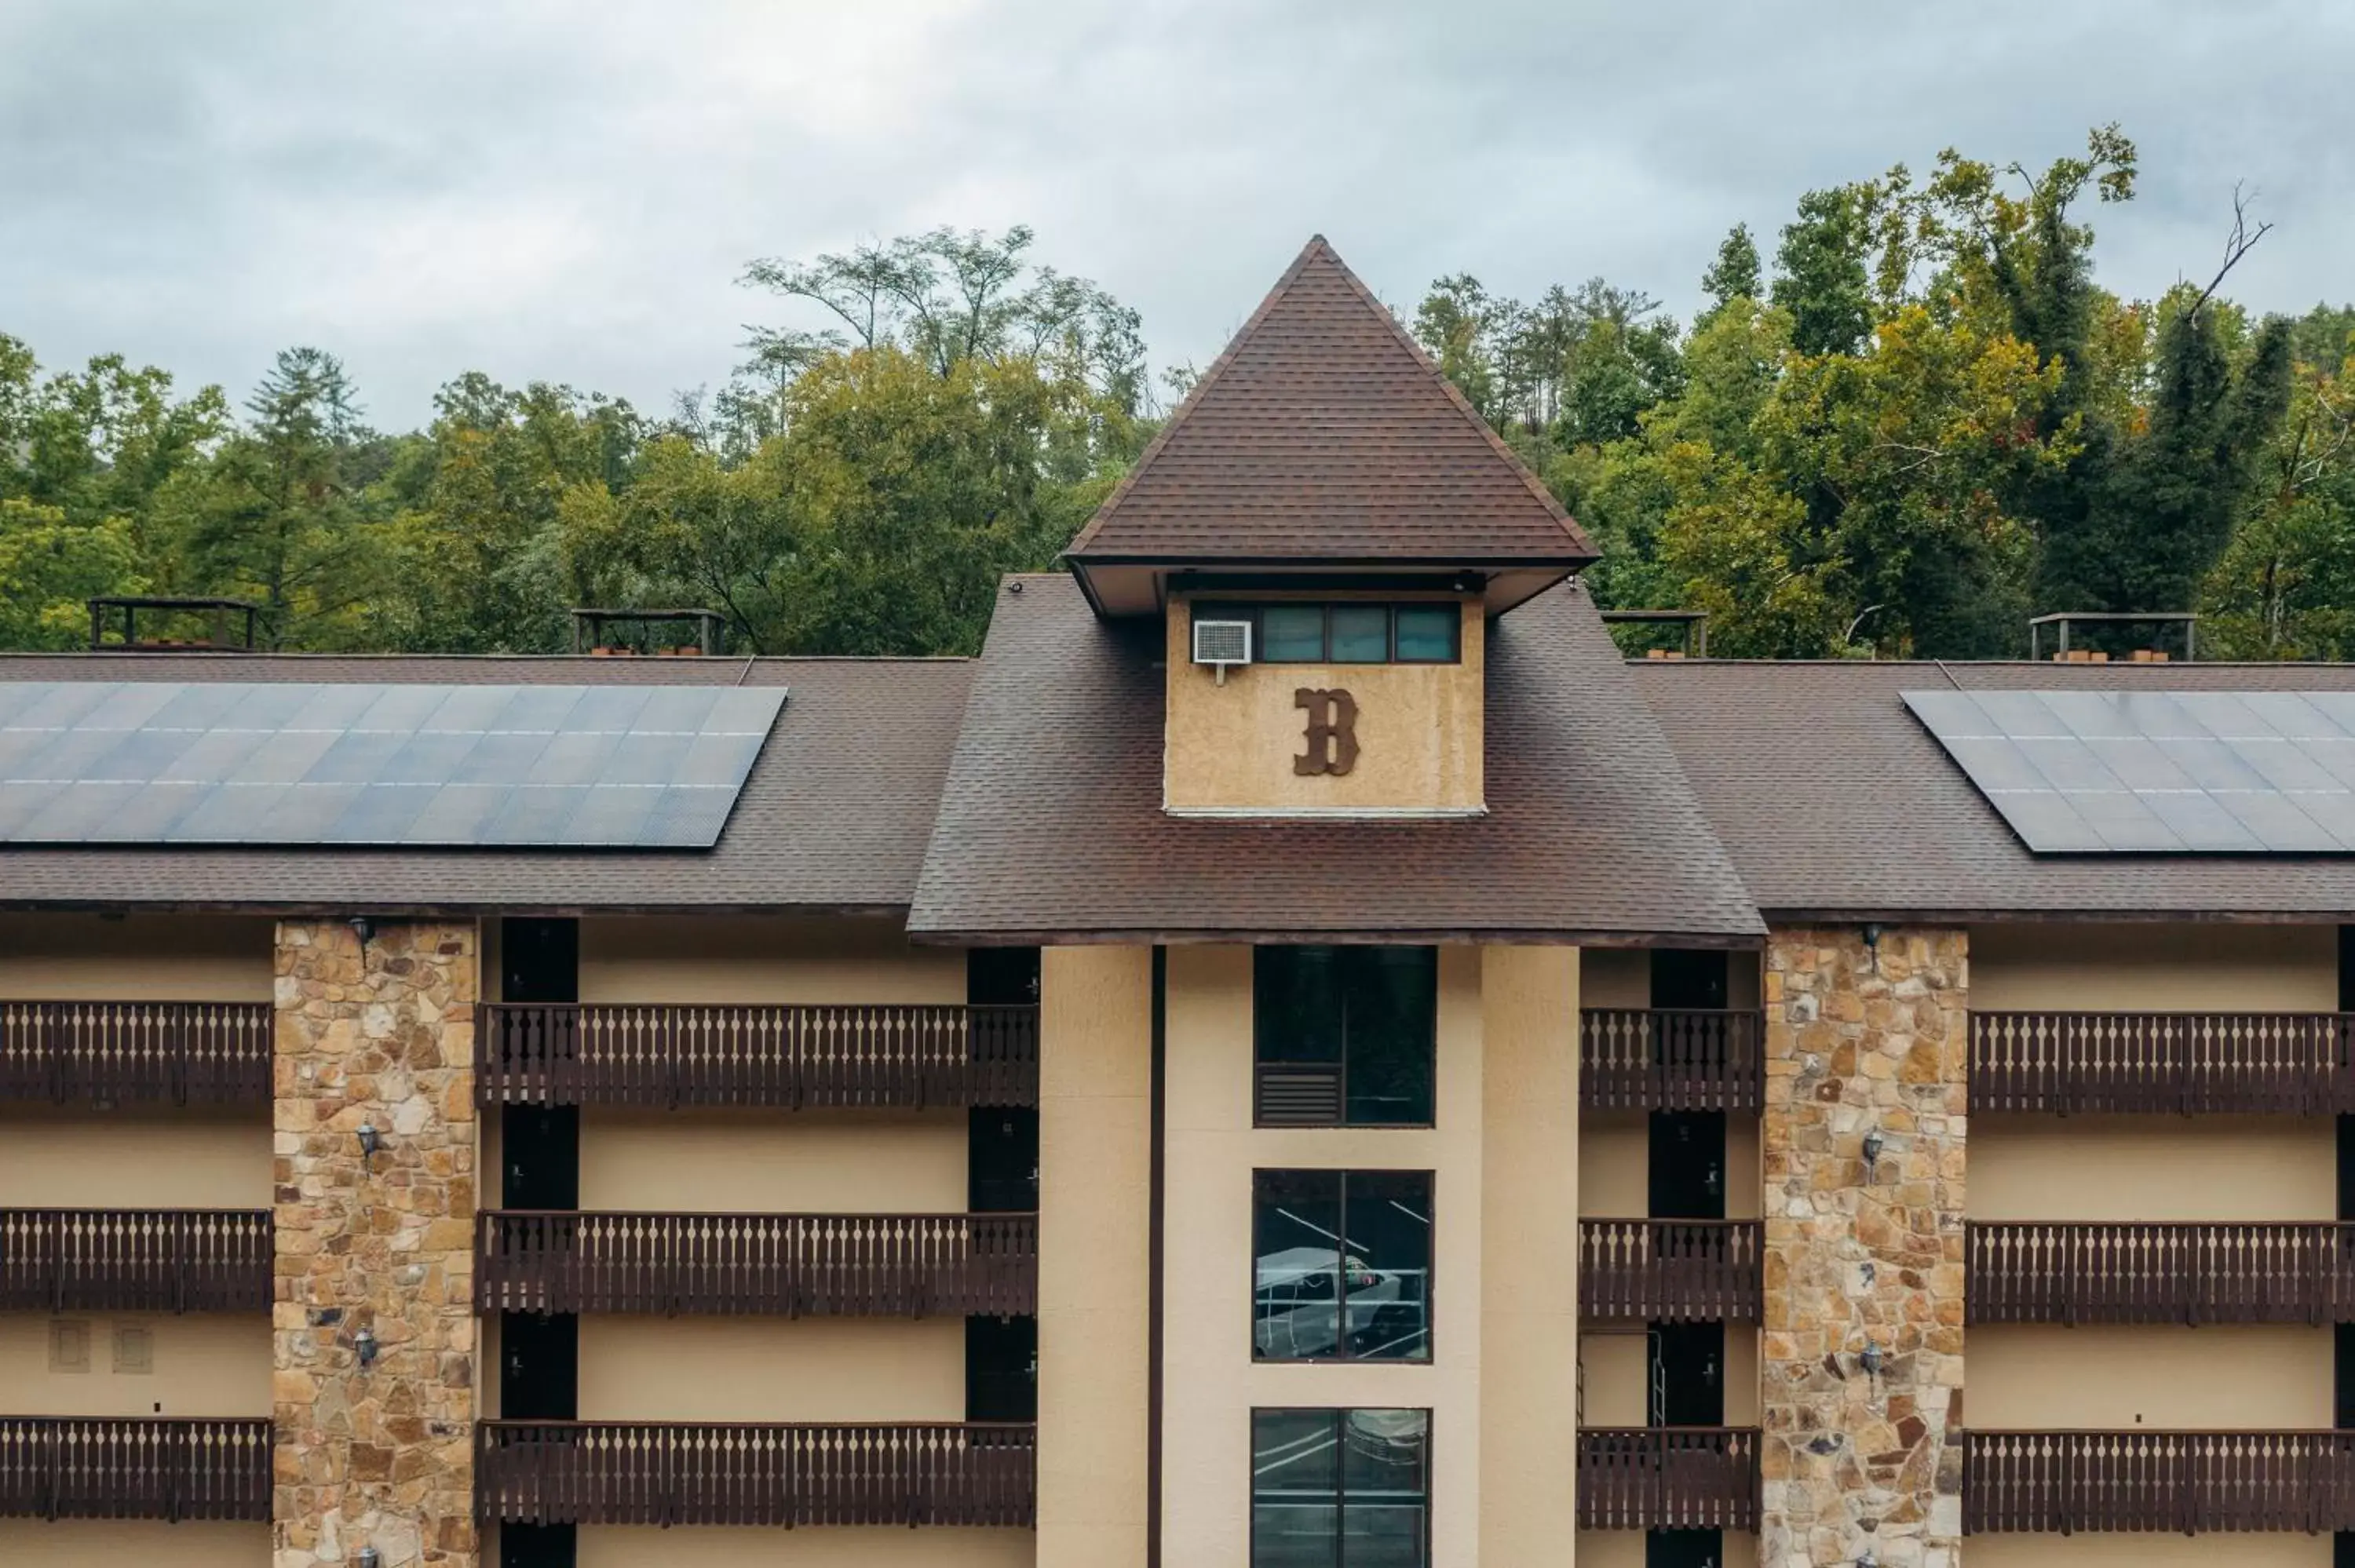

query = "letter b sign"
[{"left": 1294, "top": 688, "right": 1359, "bottom": 776}]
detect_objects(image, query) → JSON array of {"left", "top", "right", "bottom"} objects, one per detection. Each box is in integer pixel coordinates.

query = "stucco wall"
[
  {"left": 1580, "top": 947, "right": 1763, "bottom": 1011},
  {"left": 578, "top": 914, "right": 964, "bottom": 1004},
  {"left": 0, "top": 1311, "right": 268, "bottom": 1416},
  {"left": 1970, "top": 1323, "right": 2332, "bottom": 1428},
  {"left": 0, "top": 1521, "right": 272, "bottom": 1566},
  {"left": 572, "top": 1526, "right": 1036, "bottom": 1567},
  {"left": 0, "top": 1104, "right": 268, "bottom": 1207},
  {"left": 1577, "top": 1530, "right": 1760, "bottom": 1568},
  {"left": 1163, "top": 597, "right": 1484, "bottom": 815},
  {"left": 1577, "top": 1326, "right": 1760, "bottom": 1429},
  {"left": 1972, "top": 1115, "right": 2336, "bottom": 1222},
  {"left": 576, "top": 1107, "right": 967, "bottom": 1212},
  {"left": 1578, "top": 1111, "right": 1762, "bottom": 1220},
  {"left": 1035, "top": 944, "right": 1152, "bottom": 1568},
  {"left": 576, "top": 1316, "right": 966, "bottom": 1422},
  {"left": 1968, "top": 921, "right": 2338, "bottom": 1012},
  {"left": 1966, "top": 1535, "right": 2328, "bottom": 1566},
  {"left": 0, "top": 912, "right": 274, "bottom": 1001}
]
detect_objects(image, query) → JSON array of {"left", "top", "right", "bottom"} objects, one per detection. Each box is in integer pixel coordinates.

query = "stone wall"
[
  {"left": 273, "top": 920, "right": 480, "bottom": 1568},
  {"left": 1762, "top": 927, "right": 1966, "bottom": 1568}
]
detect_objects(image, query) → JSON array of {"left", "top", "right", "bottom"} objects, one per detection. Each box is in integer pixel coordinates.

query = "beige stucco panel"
[
  {"left": 1970, "top": 1323, "right": 2332, "bottom": 1428},
  {"left": 1163, "top": 597, "right": 1484, "bottom": 815},
  {"left": 0, "top": 913, "right": 274, "bottom": 1001},
  {"left": 1973, "top": 1114, "right": 2336, "bottom": 1222},
  {"left": 572, "top": 1526, "right": 1035, "bottom": 1567},
  {"left": 0, "top": 1521, "right": 272, "bottom": 1566},
  {"left": 1579, "top": 1327, "right": 1648, "bottom": 1428},
  {"left": 578, "top": 914, "right": 964, "bottom": 1005},
  {"left": 0, "top": 1105, "right": 269, "bottom": 1208},
  {"left": 577, "top": 1316, "right": 966, "bottom": 1423},
  {"left": 577, "top": 1107, "right": 968, "bottom": 1212},
  {"left": 1036, "top": 945, "right": 1152, "bottom": 1567},
  {"left": 1967, "top": 1533, "right": 2328, "bottom": 1566},
  {"left": 0, "top": 1311, "right": 269, "bottom": 1417},
  {"left": 1969, "top": 921, "right": 2338, "bottom": 1012},
  {"left": 1578, "top": 1112, "right": 1647, "bottom": 1219}
]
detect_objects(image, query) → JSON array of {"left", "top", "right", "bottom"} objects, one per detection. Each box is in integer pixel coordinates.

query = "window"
[
  {"left": 1254, "top": 946, "right": 1437, "bottom": 1126},
  {"left": 1196, "top": 603, "right": 1462, "bottom": 665},
  {"left": 1254, "top": 1170, "right": 1431, "bottom": 1362},
  {"left": 1251, "top": 1408, "right": 1430, "bottom": 1568}
]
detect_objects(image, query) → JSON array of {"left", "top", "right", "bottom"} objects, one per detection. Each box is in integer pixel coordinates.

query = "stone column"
[
  {"left": 1762, "top": 927, "right": 1966, "bottom": 1568},
  {"left": 273, "top": 920, "right": 480, "bottom": 1568}
]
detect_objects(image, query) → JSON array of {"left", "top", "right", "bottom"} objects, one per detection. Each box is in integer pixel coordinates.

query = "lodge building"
[{"left": 4, "top": 238, "right": 2355, "bottom": 1568}]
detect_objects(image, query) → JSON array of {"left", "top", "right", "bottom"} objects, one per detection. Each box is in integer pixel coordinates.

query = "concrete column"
[
  {"left": 1035, "top": 944, "right": 1154, "bottom": 1568},
  {"left": 272, "top": 920, "right": 480, "bottom": 1568},
  {"left": 1480, "top": 944, "right": 1581, "bottom": 1563},
  {"left": 1762, "top": 927, "right": 1967, "bottom": 1568}
]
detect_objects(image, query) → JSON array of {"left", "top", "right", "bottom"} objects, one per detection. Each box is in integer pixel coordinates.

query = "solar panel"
[
  {"left": 0, "top": 682, "right": 785, "bottom": 849},
  {"left": 1903, "top": 689, "right": 2355, "bottom": 854}
]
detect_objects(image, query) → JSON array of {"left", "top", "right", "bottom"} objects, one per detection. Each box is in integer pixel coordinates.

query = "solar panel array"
[
  {"left": 0, "top": 682, "right": 786, "bottom": 848},
  {"left": 1902, "top": 688, "right": 2355, "bottom": 854}
]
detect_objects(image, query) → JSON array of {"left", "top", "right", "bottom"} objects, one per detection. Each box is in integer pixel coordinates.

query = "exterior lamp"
[
  {"left": 349, "top": 915, "right": 375, "bottom": 946},
  {"left": 358, "top": 1548, "right": 381, "bottom": 1568},
  {"left": 357, "top": 1123, "right": 383, "bottom": 1161},
  {"left": 1859, "top": 1340, "right": 1884, "bottom": 1379},
  {"left": 1857, "top": 1552, "right": 1879, "bottom": 1568},
  {"left": 1860, "top": 1129, "right": 1885, "bottom": 1169},
  {"left": 354, "top": 1328, "right": 379, "bottom": 1367}
]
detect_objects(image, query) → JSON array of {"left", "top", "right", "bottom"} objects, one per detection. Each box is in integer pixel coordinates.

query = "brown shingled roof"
[
  {"left": 1634, "top": 658, "right": 2355, "bottom": 921},
  {"left": 908, "top": 574, "right": 1762, "bottom": 944},
  {"left": 0, "top": 653, "right": 969, "bottom": 913},
  {"left": 1064, "top": 236, "right": 1595, "bottom": 572}
]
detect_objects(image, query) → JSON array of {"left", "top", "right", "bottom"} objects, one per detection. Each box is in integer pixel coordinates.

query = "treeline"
[{"left": 5, "top": 127, "right": 2352, "bottom": 660}]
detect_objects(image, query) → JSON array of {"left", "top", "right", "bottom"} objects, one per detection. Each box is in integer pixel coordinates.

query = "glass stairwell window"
[{"left": 1254, "top": 946, "right": 1437, "bottom": 1126}]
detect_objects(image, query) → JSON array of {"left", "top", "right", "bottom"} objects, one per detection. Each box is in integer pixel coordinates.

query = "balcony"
[
  {"left": 1971, "top": 1011, "right": 2355, "bottom": 1115},
  {"left": 1575, "top": 1428, "right": 1760, "bottom": 1532},
  {"left": 476, "top": 1421, "right": 1036, "bottom": 1528},
  {"left": 477, "top": 1211, "right": 1038, "bottom": 1318},
  {"left": 0, "top": 1209, "right": 272, "bottom": 1315},
  {"left": 1968, "top": 1222, "right": 2355, "bottom": 1326},
  {"left": 476, "top": 1002, "right": 1039, "bottom": 1110},
  {"left": 1579, "top": 1220, "right": 1762, "bottom": 1322},
  {"left": 1965, "top": 1429, "right": 2355, "bottom": 1533},
  {"left": 1579, "top": 1008, "right": 1762, "bottom": 1112},
  {"left": 0, "top": 1001, "right": 272, "bottom": 1105},
  {"left": 0, "top": 1417, "right": 271, "bottom": 1522}
]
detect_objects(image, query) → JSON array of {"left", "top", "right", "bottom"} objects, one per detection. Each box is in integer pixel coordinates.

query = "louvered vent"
[{"left": 1254, "top": 1063, "right": 1342, "bottom": 1125}]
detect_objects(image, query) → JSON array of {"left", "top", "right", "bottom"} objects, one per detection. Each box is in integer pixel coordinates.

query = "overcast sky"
[{"left": 4, "top": 0, "right": 2350, "bottom": 427}]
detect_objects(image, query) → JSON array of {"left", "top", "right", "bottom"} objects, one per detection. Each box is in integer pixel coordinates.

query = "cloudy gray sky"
[{"left": 4, "top": 0, "right": 2350, "bottom": 426}]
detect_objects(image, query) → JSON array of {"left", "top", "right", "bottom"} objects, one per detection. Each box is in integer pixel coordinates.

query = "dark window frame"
[
  {"left": 1254, "top": 946, "right": 1439, "bottom": 1129},
  {"left": 1194, "top": 602, "right": 1463, "bottom": 665},
  {"left": 1252, "top": 1168, "right": 1434, "bottom": 1365},
  {"left": 1248, "top": 1406, "right": 1433, "bottom": 1568}
]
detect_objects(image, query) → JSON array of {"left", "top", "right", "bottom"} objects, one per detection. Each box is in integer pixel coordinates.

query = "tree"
[
  {"left": 1771, "top": 186, "right": 1879, "bottom": 357},
  {"left": 1701, "top": 224, "right": 1763, "bottom": 310}
]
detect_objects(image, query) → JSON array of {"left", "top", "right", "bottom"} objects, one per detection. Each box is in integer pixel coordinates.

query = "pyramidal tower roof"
[{"left": 1066, "top": 235, "right": 1596, "bottom": 614}]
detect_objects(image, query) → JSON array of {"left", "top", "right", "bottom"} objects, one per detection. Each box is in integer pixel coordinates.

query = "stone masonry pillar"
[
  {"left": 273, "top": 920, "right": 480, "bottom": 1568},
  {"left": 1762, "top": 927, "right": 1966, "bottom": 1568}
]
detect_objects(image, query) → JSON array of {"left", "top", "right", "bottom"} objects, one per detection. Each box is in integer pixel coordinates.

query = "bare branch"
[{"left": 2185, "top": 182, "right": 2274, "bottom": 319}]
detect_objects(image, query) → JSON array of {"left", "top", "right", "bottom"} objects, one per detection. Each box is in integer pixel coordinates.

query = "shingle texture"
[
  {"left": 909, "top": 574, "right": 1762, "bottom": 943},
  {"left": 1064, "top": 237, "right": 1595, "bottom": 566},
  {"left": 1634, "top": 658, "right": 2355, "bottom": 918},
  {"left": 0, "top": 654, "right": 970, "bottom": 912}
]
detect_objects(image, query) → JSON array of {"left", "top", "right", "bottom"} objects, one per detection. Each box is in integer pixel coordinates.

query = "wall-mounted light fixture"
[
  {"left": 1857, "top": 1550, "right": 1879, "bottom": 1568},
  {"left": 354, "top": 1328, "right": 379, "bottom": 1368},
  {"left": 1861, "top": 922, "right": 1883, "bottom": 950},
  {"left": 358, "top": 1548, "right": 381, "bottom": 1568},
  {"left": 357, "top": 1123, "right": 383, "bottom": 1162},
  {"left": 1861, "top": 1129, "right": 1885, "bottom": 1169},
  {"left": 349, "top": 914, "right": 375, "bottom": 946},
  {"left": 1859, "top": 1340, "right": 1884, "bottom": 1379}
]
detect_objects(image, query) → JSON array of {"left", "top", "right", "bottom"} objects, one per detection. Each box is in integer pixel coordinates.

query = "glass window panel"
[
  {"left": 1339, "top": 1409, "right": 1429, "bottom": 1568},
  {"left": 1329, "top": 607, "right": 1389, "bottom": 663},
  {"left": 1256, "top": 947, "right": 1345, "bottom": 1066},
  {"left": 1262, "top": 606, "right": 1326, "bottom": 662},
  {"left": 1256, "top": 1172, "right": 1344, "bottom": 1360},
  {"left": 1341, "top": 1173, "right": 1431, "bottom": 1362},
  {"left": 1253, "top": 1410, "right": 1340, "bottom": 1568},
  {"left": 1342, "top": 949, "right": 1437, "bottom": 1125},
  {"left": 1392, "top": 607, "right": 1456, "bottom": 662}
]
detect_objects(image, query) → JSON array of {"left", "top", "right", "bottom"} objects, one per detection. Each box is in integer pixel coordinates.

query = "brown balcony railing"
[
  {"left": 476, "top": 1003, "right": 1039, "bottom": 1110},
  {"left": 0, "top": 1001, "right": 272, "bottom": 1105},
  {"left": 1576, "top": 1428, "right": 1759, "bottom": 1531},
  {"left": 476, "top": 1420, "right": 1036, "bottom": 1528},
  {"left": 1579, "top": 1009, "right": 1763, "bottom": 1112},
  {"left": 0, "top": 1417, "right": 272, "bottom": 1522},
  {"left": 1579, "top": 1220, "right": 1763, "bottom": 1322},
  {"left": 1970, "top": 1222, "right": 2355, "bottom": 1326},
  {"left": 0, "top": 1209, "right": 272, "bottom": 1315},
  {"left": 477, "top": 1211, "right": 1038, "bottom": 1318},
  {"left": 1965, "top": 1429, "right": 2355, "bottom": 1533},
  {"left": 1970, "top": 1011, "right": 2355, "bottom": 1115}
]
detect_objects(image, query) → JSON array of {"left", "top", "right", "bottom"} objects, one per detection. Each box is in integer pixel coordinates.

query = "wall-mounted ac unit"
[{"left": 1191, "top": 619, "right": 1252, "bottom": 684}]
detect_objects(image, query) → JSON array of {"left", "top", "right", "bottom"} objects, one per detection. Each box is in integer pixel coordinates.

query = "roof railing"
[
  {"left": 86, "top": 596, "right": 259, "bottom": 653},
  {"left": 2028, "top": 610, "right": 2196, "bottom": 663},
  {"left": 1601, "top": 607, "right": 1708, "bottom": 659},
  {"left": 570, "top": 607, "right": 728, "bottom": 656}
]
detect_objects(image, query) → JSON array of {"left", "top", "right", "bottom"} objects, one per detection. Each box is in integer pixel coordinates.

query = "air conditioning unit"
[{"left": 1192, "top": 618, "right": 1252, "bottom": 684}]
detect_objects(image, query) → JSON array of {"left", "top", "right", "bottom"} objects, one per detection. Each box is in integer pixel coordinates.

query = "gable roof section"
[
  {"left": 0, "top": 654, "right": 971, "bottom": 913},
  {"left": 1634, "top": 658, "right": 2355, "bottom": 920},
  {"left": 909, "top": 573, "right": 1762, "bottom": 944},
  {"left": 1065, "top": 236, "right": 1596, "bottom": 571}
]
